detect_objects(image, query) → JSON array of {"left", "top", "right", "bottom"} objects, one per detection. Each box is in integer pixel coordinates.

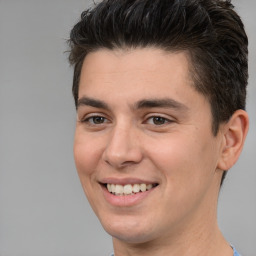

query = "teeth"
[
  {"left": 140, "top": 184, "right": 146, "bottom": 192},
  {"left": 115, "top": 185, "right": 123, "bottom": 195},
  {"left": 106, "top": 183, "right": 156, "bottom": 196},
  {"left": 133, "top": 184, "right": 140, "bottom": 193},
  {"left": 123, "top": 184, "right": 133, "bottom": 194},
  {"left": 111, "top": 184, "right": 115, "bottom": 193},
  {"left": 146, "top": 184, "right": 153, "bottom": 190}
]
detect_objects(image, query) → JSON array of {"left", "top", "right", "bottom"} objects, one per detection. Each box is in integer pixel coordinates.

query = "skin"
[{"left": 74, "top": 48, "right": 249, "bottom": 256}]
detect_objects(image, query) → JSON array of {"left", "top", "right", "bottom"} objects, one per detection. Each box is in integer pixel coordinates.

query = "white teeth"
[
  {"left": 111, "top": 184, "right": 115, "bottom": 193},
  {"left": 106, "top": 183, "right": 156, "bottom": 195},
  {"left": 140, "top": 184, "right": 146, "bottom": 192},
  {"left": 133, "top": 184, "right": 140, "bottom": 193},
  {"left": 123, "top": 184, "right": 133, "bottom": 194},
  {"left": 115, "top": 185, "right": 124, "bottom": 194}
]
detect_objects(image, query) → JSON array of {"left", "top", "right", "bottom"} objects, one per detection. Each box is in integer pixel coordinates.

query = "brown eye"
[
  {"left": 82, "top": 115, "right": 108, "bottom": 125},
  {"left": 151, "top": 116, "right": 168, "bottom": 125},
  {"left": 92, "top": 116, "right": 106, "bottom": 124}
]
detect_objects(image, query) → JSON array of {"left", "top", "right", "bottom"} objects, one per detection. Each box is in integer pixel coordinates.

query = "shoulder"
[{"left": 232, "top": 246, "right": 242, "bottom": 256}]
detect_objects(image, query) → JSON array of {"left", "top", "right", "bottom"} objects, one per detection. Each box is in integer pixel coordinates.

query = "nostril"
[{"left": 103, "top": 158, "right": 141, "bottom": 169}]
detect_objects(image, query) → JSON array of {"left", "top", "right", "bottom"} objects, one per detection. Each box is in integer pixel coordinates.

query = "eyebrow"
[
  {"left": 77, "top": 97, "right": 110, "bottom": 110},
  {"left": 77, "top": 96, "right": 188, "bottom": 112},
  {"left": 135, "top": 98, "right": 188, "bottom": 111}
]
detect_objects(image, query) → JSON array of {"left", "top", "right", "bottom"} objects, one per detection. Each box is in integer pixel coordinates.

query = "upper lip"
[{"left": 99, "top": 177, "right": 159, "bottom": 185}]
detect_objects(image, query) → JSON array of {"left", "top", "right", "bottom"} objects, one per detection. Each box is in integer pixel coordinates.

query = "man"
[{"left": 68, "top": 0, "right": 249, "bottom": 255}]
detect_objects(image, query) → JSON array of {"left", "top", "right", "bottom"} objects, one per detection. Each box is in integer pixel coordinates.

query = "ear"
[{"left": 217, "top": 110, "right": 249, "bottom": 171}]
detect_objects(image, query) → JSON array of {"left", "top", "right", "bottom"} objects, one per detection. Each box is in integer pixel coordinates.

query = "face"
[{"left": 74, "top": 48, "right": 224, "bottom": 244}]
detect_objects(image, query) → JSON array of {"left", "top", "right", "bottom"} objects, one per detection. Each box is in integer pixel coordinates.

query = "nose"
[{"left": 102, "top": 124, "right": 143, "bottom": 169}]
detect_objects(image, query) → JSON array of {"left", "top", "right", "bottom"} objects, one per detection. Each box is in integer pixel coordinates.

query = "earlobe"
[{"left": 217, "top": 110, "right": 249, "bottom": 171}]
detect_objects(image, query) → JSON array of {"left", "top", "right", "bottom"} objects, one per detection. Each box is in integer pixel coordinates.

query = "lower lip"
[{"left": 101, "top": 185, "right": 157, "bottom": 207}]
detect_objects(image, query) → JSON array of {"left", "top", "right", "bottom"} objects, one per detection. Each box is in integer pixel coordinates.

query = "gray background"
[{"left": 0, "top": 0, "right": 255, "bottom": 255}]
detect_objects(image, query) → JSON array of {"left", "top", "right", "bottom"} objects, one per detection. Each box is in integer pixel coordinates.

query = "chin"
[
  {"left": 109, "top": 229, "right": 155, "bottom": 244},
  {"left": 100, "top": 214, "right": 158, "bottom": 244}
]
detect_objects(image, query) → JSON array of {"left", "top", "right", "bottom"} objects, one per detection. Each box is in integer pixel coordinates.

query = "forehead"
[
  {"left": 81, "top": 48, "right": 191, "bottom": 75},
  {"left": 79, "top": 48, "right": 196, "bottom": 97}
]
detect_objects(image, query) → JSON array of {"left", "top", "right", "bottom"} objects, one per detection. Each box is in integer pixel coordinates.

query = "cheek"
[
  {"left": 146, "top": 133, "right": 219, "bottom": 223},
  {"left": 73, "top": 131, "right": 102, "bottom": 182},
  {"left": 73, "top": 132, "right": 105, "bottom": 211},
  {"left": 148, "top": 131, "right": 217, "bottom": 187},
  {"left": 147, "top": 134, "right": 192, "bottom": 170}
]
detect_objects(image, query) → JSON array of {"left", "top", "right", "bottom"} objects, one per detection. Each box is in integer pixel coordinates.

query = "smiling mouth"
[{"left": 103, "top": 183, "right": 158, "bottom": 196}]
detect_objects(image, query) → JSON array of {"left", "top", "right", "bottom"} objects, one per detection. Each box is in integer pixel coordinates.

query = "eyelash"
[
  {"left": 81, "top": 115, "right": 109, "bottom": 125},
  {"left": 145, "top": 116, "right": 172, "bottom": 126},
  {"left": 80, "top": 114, "right": 173, "bottom": 127}
]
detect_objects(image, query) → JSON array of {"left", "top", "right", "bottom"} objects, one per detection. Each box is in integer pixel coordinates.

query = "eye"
[
  {"left": 82, "top": 115, "right": 108, "bottom": 125},
  {"left": 147, "top": 116, "right": 171, "bottom": 125}
]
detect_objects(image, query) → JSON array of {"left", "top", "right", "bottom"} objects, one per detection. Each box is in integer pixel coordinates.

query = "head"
[
  {"left": 68, "top": 0, "right": 249, "bottom": 246},
  {"left": 69, "top": 0, "right": 248, "bottom": 185}
]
